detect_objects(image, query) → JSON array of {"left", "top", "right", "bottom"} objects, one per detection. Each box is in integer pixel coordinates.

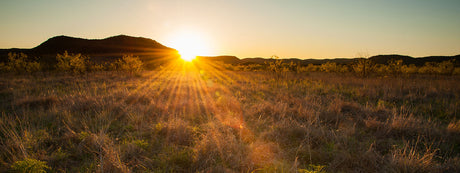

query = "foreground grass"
[{"left": 0, "top": 62, "right": 459, "bottom": 172}]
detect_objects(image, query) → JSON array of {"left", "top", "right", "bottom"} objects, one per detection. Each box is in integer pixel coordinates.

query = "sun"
[
  {"left": 166, "top": 30, "right": 211, "bottom": 62},
  {"left": 178, "top": 45, "right": 198, "bottom": 62}
]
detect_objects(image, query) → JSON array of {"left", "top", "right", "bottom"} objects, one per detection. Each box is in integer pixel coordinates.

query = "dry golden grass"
[{"left": 0, "top": 59, "right": 459, "bottom": 172}]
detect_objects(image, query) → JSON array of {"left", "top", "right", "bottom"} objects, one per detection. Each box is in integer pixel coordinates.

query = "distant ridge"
[
  {"left": 369, "top": 54, "right": 460, "bottom": 66},
  {"left": 196, "top": 56, "right": 240, "bottom": 64},
  {"left": 201, "top": 54, "right": 460, "bottom": 67},
  {"left": 1, "top": 35, "right": 459, "bottom": 67}
]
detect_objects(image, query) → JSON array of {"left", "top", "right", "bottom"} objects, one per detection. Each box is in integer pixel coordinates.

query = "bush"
[
  {"left": 387, "top": 59, "right": 403, "bottom": 76},
  {"left": 304, "top": 63, "right": 319, "bottom": 72},
  {"left": 401, "top": 64, "right": 418, "bottom": 75},
  {"left": 437, "top": 60, "right": 455, "bottom": 75},
  {"left": 320, "top": 62, "right": 339, "bottom": 73},
  {"left": 112, "top": 55, "right": 144, "bottom": 75},
  {"left": 353, "top": 58, "right": 375, "bottom": 77},
  {"left": 266, "top": 55, "right": 284, "bottom": 78},
  {"left": 11, "top": 158, "right": 50, "bottom": 173},
  {"left": 88, "top": 63, "right": 105, "bottom": 72},
  {"left": 56, "top": 51, "right": 88, "bottom": 74},
  {"left": 1, "top": 52, "right": 41, "bottom": 74}
]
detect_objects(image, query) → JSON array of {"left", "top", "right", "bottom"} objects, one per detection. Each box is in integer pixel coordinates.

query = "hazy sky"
[{"left": 1, "top": 0, "right": 459, "bottom": 59}]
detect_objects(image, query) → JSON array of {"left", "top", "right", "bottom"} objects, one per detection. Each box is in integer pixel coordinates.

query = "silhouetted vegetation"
[
  {"left": 0, "top": 52, "right": 41, "bottom": 74},
  {"left": 1, "top": 52, "right": 144, "bottom": 76},
  {"left": 111, "top": 55, "right": 144, "bottom": 75},
  {"left": 56, "top": 51, "right": 89, "bottom": 74}
]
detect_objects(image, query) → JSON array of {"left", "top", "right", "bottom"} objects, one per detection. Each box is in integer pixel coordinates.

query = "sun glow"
[{"left": 166, "top": 30, "right": 212, "bottom": 62}]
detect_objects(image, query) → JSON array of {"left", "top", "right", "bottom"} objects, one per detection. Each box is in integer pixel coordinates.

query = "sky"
[{"left": 1, "top": 0, "right": 459, "bottom": 59}]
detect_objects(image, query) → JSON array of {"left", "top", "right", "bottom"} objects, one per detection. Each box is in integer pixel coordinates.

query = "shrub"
[
  {"left": 418, "top": 60, "right": 455, "bottom": 75},
  {"left": 0, "top": 62, "right": 5, "bottom": 72},
  {"left": 112, "top": 55, "right": 144, "bottom": 75},
  {"left": 89, "top": 63, "right": 105, "bottom": 72},
  {"left": 353, "top": 58, "right": 375, "bottom": 77},
  {"left": 304, "top": 64, "right": 319, "bottom": 72},
  {"left": 418, "top": 62, "right": 437, "bottom": 74},
  {"left": 320, "top": 62, "right": 338, "bottom": 73},
  {"left": 56, "top": 51, "right": 88, "bottom": 74},
  {"left": 401, "top": 64, "right": 418, "bottom": 75},
  {"left": 265, "top": 55, "right": 286, "bottom": 79},
  {"left": 1, "top": 52, "right": 41, "bottom": 74},
  {"left": 437, "top": 60, "right": 455, "bottom": 75},
  {"left": 11, "top": 158, "right": 50, "bottom": 173},
  {"left": 387, "top": 59, "right": 403, "bottom": 76}
]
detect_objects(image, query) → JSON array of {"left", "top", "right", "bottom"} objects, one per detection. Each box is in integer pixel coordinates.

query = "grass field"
[{"left": 1, "top": 60, "right": 459, "bottom": 172}]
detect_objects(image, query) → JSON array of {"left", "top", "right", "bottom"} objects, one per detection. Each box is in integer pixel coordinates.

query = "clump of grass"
[
  {"left": 11, "top": 158, "right": 49, "bottom": 173},
  {"left": 389, "top": 139, "right": 439, "bottom": 173}
]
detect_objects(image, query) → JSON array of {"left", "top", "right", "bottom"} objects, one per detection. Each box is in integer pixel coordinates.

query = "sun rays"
[{"left": 129, "top": 58, "right": 274, "bottom": 167}]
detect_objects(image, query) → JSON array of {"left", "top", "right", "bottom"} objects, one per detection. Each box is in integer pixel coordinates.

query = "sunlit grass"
[{"left": 0, "top": 60, "right": 459, "bottom": 172}]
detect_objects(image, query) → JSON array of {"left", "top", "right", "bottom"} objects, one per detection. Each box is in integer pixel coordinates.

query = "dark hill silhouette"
[
  {"left": 240, "top": 57, "right": 356, "bottom": 65},
  {"left": 32, "top": 35, "right": 175, "bottom": 55},
  {"left": 369, "top": 54, "right": 460, "bottom": 66},
  {"left": 202, "top": 54, "right": 459, "bottom": 67},
  {"left": 0, "top": 35, "right": 179, "bottom": 69},
  {"left": 196, "top": 56, "right": 240, "bottom": 64}
]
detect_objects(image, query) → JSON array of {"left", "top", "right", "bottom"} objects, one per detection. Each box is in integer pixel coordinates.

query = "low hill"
[
  {"left": 369, "top": 54, "right": 460, "bottom": 66},
  {"left": 196, "top": 56, "right": 240, "bottom": 64},
  {"left": 32, "top": 35, "right": 175, "bottom": 55},
  {"left": 0, "top": 35, "right": 179, "bottom": 69},
  {"left": 203, "top": 54, "right": 459, "bottom": 67}
]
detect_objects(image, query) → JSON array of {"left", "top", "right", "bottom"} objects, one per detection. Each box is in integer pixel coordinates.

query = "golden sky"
[{"left": 1, "top": 0, "right": 459, "bottom": 59}]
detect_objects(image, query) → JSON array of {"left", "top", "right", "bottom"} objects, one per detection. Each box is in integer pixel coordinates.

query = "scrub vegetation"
[{"left": 0, "top": 54, "right": 459, "bottom": 172}]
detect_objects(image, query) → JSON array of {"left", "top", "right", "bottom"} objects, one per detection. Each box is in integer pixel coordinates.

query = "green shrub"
[
  {"left": 89, "top": 63, "right": 105, "bottom": 72},
  {"left": 418, "top": 61, "right": 455, "bottom": 75},
  {"left": 56, "top": 51, "right": 88, "bottom": 74},
  {"left": 298, "top": 164, "right": 327, "bottom": 173},
  {"left": 265, "top": 55, "right": 300, "bottom": 78},
  {"left": 304, "top": 63, "right": 319, "bottom": 72},
  {"left": 266, "top": 55, "right": 284, "bottom": 78},
  {"left": 11, "top": 158, "right": 50, "bottom": 173},
  {"left": 112, "top": 55, "right": 144, "bottom": 75},
  {"left": 436, "top": 60, "right": 455, "bottom": 75},
  {"left": 401, "top": 64, "right": 418, "bottom": 74},
  {"left": 387, "top": 59, "right": 403, "bottom": 76},
  {"left": 453, "top": 67, "right": 460, "bottom": 75},
  {"left": 0, "top": 62, "right": 6, "bottom": 72},
  {"left": 320, "top": 62, "right": 339, "bottom": 73},
  {"left": 1, "top": 52, "right": 41, "bottom": 74},
  {"left": 418, "top": 62, "right": 433, "bottom": 74},
  {"left": 353, "top": 58, "right": 375, "bottom": 77}
]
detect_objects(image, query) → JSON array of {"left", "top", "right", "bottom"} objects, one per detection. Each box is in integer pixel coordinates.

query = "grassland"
[{"left": 1, "top": 60, "right": 459, "bottom": 172}]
